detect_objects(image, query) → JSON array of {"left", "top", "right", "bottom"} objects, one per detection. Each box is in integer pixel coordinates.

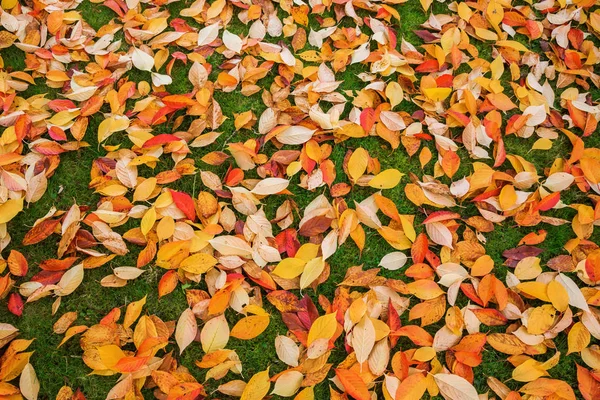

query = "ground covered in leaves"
[{"left": 1, "top": 0, "right": 600, "bottom": 399}]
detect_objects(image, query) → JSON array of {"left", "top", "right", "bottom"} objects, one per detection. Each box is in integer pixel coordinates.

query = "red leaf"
[
  {"left": 7, "top": 293, "right": 23, "bottom": 317},
  {"left": 359, "top": 108, "right": 375, "bottom": 132},
  {"left": 415, "top": 59, "right": 440, "bottom": 73},
  {"left": 387, "top": 298, "right": 402, "bottom": 347},
  {"left": 423, "top": 211, "right": 461, "bottom": 224},
  {"left": 31, "top": 270, "right": 65, "bottom": 285},
  {"left": 224, "top": 168, "right": 244, "bottom": 186},
  {"left": 169, "top": 190, "right": 196, "bottom": 221},
  {"left": 142, "top": 134, "right": 181, "bottom": 148},
  {"left": 535, "top": 192, "right": 560, "bottom": 212}
]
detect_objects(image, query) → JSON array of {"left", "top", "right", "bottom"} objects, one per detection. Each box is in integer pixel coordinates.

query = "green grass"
[{"left": 0, "top": 0, "right": 598, "bottom": 399}]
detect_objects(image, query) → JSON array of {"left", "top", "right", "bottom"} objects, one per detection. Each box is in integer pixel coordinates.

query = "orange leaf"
[
  {"left": 395, "top": 372, "right": 427, "bottom": 400},
  {"left": 7, "top": 250, "right": 28, "bottom": 277},
  {"left": 334, "top": 368, "right": 370, "bottom": 400}
]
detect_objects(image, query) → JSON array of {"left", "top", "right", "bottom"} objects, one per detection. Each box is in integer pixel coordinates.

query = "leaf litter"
[{"left": 0, "top": 0, "right": 600, "bottom": 399}]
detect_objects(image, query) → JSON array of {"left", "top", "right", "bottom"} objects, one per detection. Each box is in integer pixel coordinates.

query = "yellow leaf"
[
  {"left": 486, "top": 0, "right": 504, "bottom": 28},
  {"left": 532, "top": 138, "right": 553, "bottom": 150},
  {"left": 49, "top": 110, "right": 80, "bottom": 126},
  {"left": 547, "top": 280, "right": 569, "bottom": 312},
  {"left": 475, "top": 28, "right": 498, "bottom": 41},
  {"left": 419, "top": 147, "right": 432, "bottom": 168},
  {"left": 514, "top": 257, "right": 542, "bottom": 280},
  {"left": 457, "top": 3, "right": 473, "bottom": 21},
  {"left": 240, "top": 368, "right": 270, "bottom": 400},
  {"left": 295, "top": 243, "right": 320, "bottom": 262},
  {"left": 96, "top": 184, "right": 128, "bottom": 197},
  {"left": 1, "top": 0, "right": 18, "bottom": 9},
  {"left": 133, "top": 177, "right": 158, "bottom": 202},
  {"left": 180, "top": 253, "right": 217, "bottom": 274},
  {"left": 156, "top": 216, "right": 175, "bottom": 241},
  {"left": 385, "top": 82, "right": 403, "bottom": 108},
  {"left": 123, "top": 295, "right": 147, "bottom": 329},
  {"left": 55, "top": 264, "right": 84, "bottom": 296},
  {"left": 527, "top": 305, "right": 556, "bottom": 335},
  {"left": 517, "top": 282, "right": 550, "bottom": 302},
  {"left": 368, "top": 169, "right": 404, "bottom": 189},
  {"left": 512, "top": 358, "right": 548, "bottom": 382},
  {"left": 272, "top": 257, "right": 307, "bottom": 279},
  {"left": 348, "top": 148, "right": 369, "bottom": 182},
  {"left": 97, "top": 118, "right": 113, "bottom": 143},
  {"left": 98, "top": 345, "right": 126, "bottom": 369},
  {"left": 307, "top": 313, "right": 337, "bottom": 346},
  {"left": 423, "top": 87, "right": 452, "bottom": 102},
  {"left": 419, "top": 0, "right": 433, "bottom": 11},
  {"left": 567, "top": 322, "right": 590, "bottom": 354},
  {"left": 156, "top": 240, "right": 190, "bottom": 266},
  {"left": 495, "top": 40, "right": 531, "bottom": 52},
  {"left": 499, "top": 184, "right": 517, "bottom": 210},
  {"left": 0, "top": 198, "right": 23, "bottom": 224},
  {"left": 490, "top": 55, "right": 504, "bottom": 80},
  {"left": 399, "top": 215, "right": 416, "bottom": 242},
  {"left": 413, "top": 346, "right": 436, "bottom": 362},
  {"left": 230, "top": 315, "right": 270, "bottom": 340},
  {"left": 57, "top": 326, "right": 87, "bottom": 348},
  {"left": 141, "top": 207, "right": 157, "bottom": 237},
  {"left": 299, "top": 257, "right": 325, "bottom": 289},
  {"left": 200, "top": 314, "right": 230, "bottom": 353},
  {"left": 0, "top": 352, "right": 33, "bottom": 382},
  {"left": 294, "top": 386, "right": 315, "bottom": 400}
]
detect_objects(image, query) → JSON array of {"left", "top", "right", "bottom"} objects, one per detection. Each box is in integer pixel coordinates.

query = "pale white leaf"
[
  {"left": 197, "top": 22, "right": 220, "bottom": 46},
  {"left": 113, "top": 267, "right": 145, "bottom": 281},
  {"left": 321, "top": 230, "right": 338, "bottom": 261},
  {"left": 189, "top": 62, "right": 208, "bottom": 88},
  {"left": 556, "top": 273, "right": 590, "bottom": 312},
  {"left": 276, "top": 126, "right": 317, "bottom": 145},
  {"left": 19, "top": 363, "right": 39, "bottom": 400},
  {"left": 379, "top": 252, "right": 408, "bottom": 271},
  {"left": 201, "top": 314, "right": 230, "bottom": 353},
  {"left": 223, "top": 30, "right": 243, "bottom": 53},
  {"left": 151, "top": 72, "right": 172, "bottom": 86},
  {"left": 251, "top": 178, "right": 289, "bottom": 195},
  {"left": 271, "top": 371, "right": 303, "bottom": 397},
  {"left": 367, "top": 339, "right": 390, "bottom": 375},
  {"left": 523, "top": 104, "right": 547, "bottom": 127},
  {"left": 426, "top": 222, "right": 454, "bottom": 249},
  {"left": 434, "top": 373, "right": 479, "bottom": 400},
  {"left": 55, "top": 264, "right": 84, "bottom": 297},
  {"left": 131, "top": 48, "right": 154, "bottom": 72},
  {"left": 209, "top": 236, "right": 253, "bottom": 258},
  {"left": 544, "top": 172, "right": 574, "bottom": 192},
  {"left": 175, "top": 308, "right": 198, "bottom": 354},
  {"left": 275, "top": 335, "right": 300, "bottom": 367},
  {"left": 450, "top": 177, "right": 470, "bottom": 197},
  {"left": 351, "top": 316, "right": 376, "bottom": 365}
]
